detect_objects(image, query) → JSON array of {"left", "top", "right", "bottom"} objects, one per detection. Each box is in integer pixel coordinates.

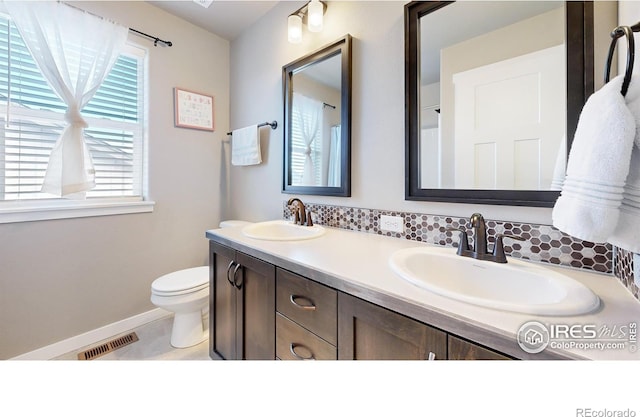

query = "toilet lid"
[{"left": 152, "top": 266, "right": 209, "bottom": 295}]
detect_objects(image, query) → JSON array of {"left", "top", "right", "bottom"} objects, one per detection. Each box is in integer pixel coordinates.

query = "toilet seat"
[{"left": 151, "top": 266, "right": 209, "bottom": 296}]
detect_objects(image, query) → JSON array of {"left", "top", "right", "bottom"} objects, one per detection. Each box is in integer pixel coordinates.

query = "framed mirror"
[
  {"left": 283, "top": 35, "right": 352, "bottom": 197},
  {"left": 405, "top": 1, "right": 594, "bottom": 207}
]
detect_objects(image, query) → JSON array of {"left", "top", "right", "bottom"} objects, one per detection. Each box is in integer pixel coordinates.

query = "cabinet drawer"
[
  {"left": 276, "top": 313, "right": 337, "bottom": 360},
  {"left": 448, "top": 335, "right": 512, "bottom": 360},
  {"left": 276, "top": 269, "right": 337, "bottom": 345}
]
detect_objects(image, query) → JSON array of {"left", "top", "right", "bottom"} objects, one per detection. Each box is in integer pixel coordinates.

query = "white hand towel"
[
  {"left": 552, "top": 75, "right": 637, "bottom": 243},
  {"left": 608, "top": 77, "right": 640, "bottom": 252},
  {"left": 231, "top": 125, "right": 261, "bottom": 166}
]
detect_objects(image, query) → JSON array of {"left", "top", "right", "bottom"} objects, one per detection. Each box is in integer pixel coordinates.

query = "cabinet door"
[
  {"left": 448, "top": 335, "right": 512, "bottom": 360},
  {"left": 210, "top": 241, "right": 237, "bottom": 360},
  {"left": 210, "top": 242, "right": 276, "bottom": 360},
  {"left": 237, "top": 252, "right": 276, "bottom": 360},
  {"left": 338, "top": 293, "right": 447, "bottom": 360}
]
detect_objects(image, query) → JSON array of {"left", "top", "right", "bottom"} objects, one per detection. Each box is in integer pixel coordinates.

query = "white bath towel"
[
  {"left": 231, "top": 125, "right": 261, "bottom": 166},
  {"left": 549, "top": 136, "right": 566, "bottom": 191},
  {"left": 608, "top": 77, "right": 640, "bottom": 252},
  {"left": 552, "top": 75, "right": 637, "bottom": 243}
]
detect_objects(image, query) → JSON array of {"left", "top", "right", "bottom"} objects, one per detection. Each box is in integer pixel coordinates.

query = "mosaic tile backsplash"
[
  {"left": 283, "top": 201, "right": 639, "bottom": 301},
  {"left": 614, "top": 248, "right": 638, "bottom": 300}
]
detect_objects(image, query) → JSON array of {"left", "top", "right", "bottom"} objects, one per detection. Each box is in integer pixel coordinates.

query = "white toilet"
[
  {"left": 151, "top": 266, "right": 210, "bottom": 348},
  {"left": 150, "top": 220, "right": 252, "bottom": 349}
]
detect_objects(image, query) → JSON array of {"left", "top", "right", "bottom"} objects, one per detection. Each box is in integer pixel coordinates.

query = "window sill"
[{"left": 0, "top": 198, "right": 155, "bottom": 224}]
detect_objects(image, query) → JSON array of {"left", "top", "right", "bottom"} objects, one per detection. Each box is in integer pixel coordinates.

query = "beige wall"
[
  {"left": 227, "top": 1, "right": 554, "bottom": 228},
  {"left": 617, "top": 1, "right": 636, "bottom": 81},
  {"left": 0, "top": 1, "right": 229, "bottom": 358},
  {"left": 294, "top": 74, "right": 341, "bottom": 128}
]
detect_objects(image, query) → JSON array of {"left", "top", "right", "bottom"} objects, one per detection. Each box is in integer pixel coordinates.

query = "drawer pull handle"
[
  {"left": 290, "top": 343, "right": 315, "bottom": 360},
  {"left": 289, "top": 295, "right": 316, "bottom": 311},
  {"left": 232, "top": 263, "right": 242, "bottom": 289},
  {"left": 226, "top": 261, "right": 236, "bottom": 285}
]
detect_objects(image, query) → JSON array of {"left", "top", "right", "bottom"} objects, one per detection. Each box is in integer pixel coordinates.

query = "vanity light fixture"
[
  {"left": 307, "top": 0, "right": 324, "bottom": 32},
  {"left": 288, "top": 13, "right": 303, "bottom": 43},
  {"left": 287, "top": 0, "right": 327, "bottom": 44}
]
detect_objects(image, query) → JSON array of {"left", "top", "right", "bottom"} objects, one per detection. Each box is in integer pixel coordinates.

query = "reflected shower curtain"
[
  {"left": 328, "top": 125, "right": 341, "bottom": 187},
  {"left": 293, "top": 92, "right": 323, "bottom": 186}
]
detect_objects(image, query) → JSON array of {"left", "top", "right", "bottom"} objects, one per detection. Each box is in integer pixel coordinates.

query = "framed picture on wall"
[{"left": 174, "top": 87, "right": 215, "bottom": 131}]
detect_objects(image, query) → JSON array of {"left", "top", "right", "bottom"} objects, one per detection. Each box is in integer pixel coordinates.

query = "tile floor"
[{"left": 53, "top": 314, "right": 211, "bottom": 360}]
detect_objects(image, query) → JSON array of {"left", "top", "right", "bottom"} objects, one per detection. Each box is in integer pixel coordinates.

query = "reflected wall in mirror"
[
  {"left": 405, "top": 1, "right": 594, "bottom": 206},
  {"left": 283, "top": 35, "right": 352, "bottom": 196}
]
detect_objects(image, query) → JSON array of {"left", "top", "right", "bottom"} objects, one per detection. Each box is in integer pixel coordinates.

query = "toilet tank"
[{"left": 219, "top": 220, "right": 252, "bottom": 229}]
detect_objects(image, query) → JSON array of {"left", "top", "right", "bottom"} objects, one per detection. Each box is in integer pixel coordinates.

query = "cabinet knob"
[
  {"left": 289, "top": 294, "right": 317, "bottom": 311},
  {"left": 290, "top": 343, "right": 315, "bottom": 360}
]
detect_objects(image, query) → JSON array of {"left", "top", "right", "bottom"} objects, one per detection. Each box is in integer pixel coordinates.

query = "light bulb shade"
[
  {"left": 288, "top": 14, "right": 303, "bottom": 43},
  {"left": 307, "top": 0, "right": 323, "bottom": 32}
]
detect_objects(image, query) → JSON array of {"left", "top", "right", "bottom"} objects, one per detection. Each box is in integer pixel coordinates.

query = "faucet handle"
[
  {"left": 492, "top": 234, "right": 525, "bottom": 263},
  {"left": 446, "top": 227, "right": 470, "bottom": 255},
  {"left": 306, "top": 210, "right": 314, "bottom": 227}
]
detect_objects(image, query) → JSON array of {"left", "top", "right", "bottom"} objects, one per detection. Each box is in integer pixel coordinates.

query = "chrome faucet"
[
  {"left": 287, "top": 198, "right": 313, "bottom": 226},
  {"left": 447, "top": 213, "right": 524, "bottom": 264}
]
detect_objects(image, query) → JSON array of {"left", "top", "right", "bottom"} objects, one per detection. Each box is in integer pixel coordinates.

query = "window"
[
  {"left": 290, "top": 96, "right": 323, "bottom": 186},
  {"left": 0, "top": 16, "right": 152, "bottom": 222}
]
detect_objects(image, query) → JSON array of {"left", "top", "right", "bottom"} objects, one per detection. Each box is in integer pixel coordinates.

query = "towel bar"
[{"left": 227, "top": 121, "right": 277, "bottom": 136}]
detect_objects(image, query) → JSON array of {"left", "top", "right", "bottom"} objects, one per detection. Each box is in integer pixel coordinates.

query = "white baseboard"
[{"left": 10, "top": 308, "right": 172, "bottom": 360}]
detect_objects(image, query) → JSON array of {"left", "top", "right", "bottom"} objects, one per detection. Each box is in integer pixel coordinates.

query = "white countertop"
[{"left": 206, "top": 224, "right": 640, "bottom": 360}]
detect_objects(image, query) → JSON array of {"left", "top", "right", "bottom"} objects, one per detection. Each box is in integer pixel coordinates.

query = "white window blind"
[
  {"left": 291, "top": 103, "right": 322, "bottom": 186},
  {"left": 0, "top": 16, "right": 145, "bottom": 202}
]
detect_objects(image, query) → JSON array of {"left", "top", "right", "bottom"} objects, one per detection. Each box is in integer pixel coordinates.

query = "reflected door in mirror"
[{"left": 451, "top": 45, "right": 566, "bottom": 190}]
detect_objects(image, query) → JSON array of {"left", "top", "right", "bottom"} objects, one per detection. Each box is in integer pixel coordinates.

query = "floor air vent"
[{"left": 77, "top": 332, "right": 139, "bottom": 360}]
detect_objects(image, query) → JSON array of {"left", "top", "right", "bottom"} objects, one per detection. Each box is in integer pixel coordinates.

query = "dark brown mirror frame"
[
  {"left": 283, "top": 34, "right": 352, "bottom": 197},
  {"left": 405, "top": 1, "right": 594, "bottom": 207}
]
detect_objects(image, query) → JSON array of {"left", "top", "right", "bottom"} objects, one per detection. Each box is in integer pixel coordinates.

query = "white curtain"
[
  {"left": 293, "top": 92, "right": 323, "bottom": 186},
  {"left": 327, "top": 125, "right": 341, "bottom": 187},
  {"left": 5, "top": 1, "right": 128, "bottom": 197}
]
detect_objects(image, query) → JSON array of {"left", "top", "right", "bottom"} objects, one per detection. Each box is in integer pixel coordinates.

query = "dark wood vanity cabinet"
[
  {"left": 338, "top": 292, "right": 447, "bottom": 360},
  {"left": 209, "top": 242, "right": 512, "bottom": 361},
  {"left": 209, "top": 241, "right": 275, "bottom": 360}
]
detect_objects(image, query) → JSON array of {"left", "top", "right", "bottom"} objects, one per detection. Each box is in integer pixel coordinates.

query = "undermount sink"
[
  {"left": 242, "top": 220, "right": 326, "bottom": 241},
  {"left": 389, "top": 246, "right": 600, "bottom": 316}
]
